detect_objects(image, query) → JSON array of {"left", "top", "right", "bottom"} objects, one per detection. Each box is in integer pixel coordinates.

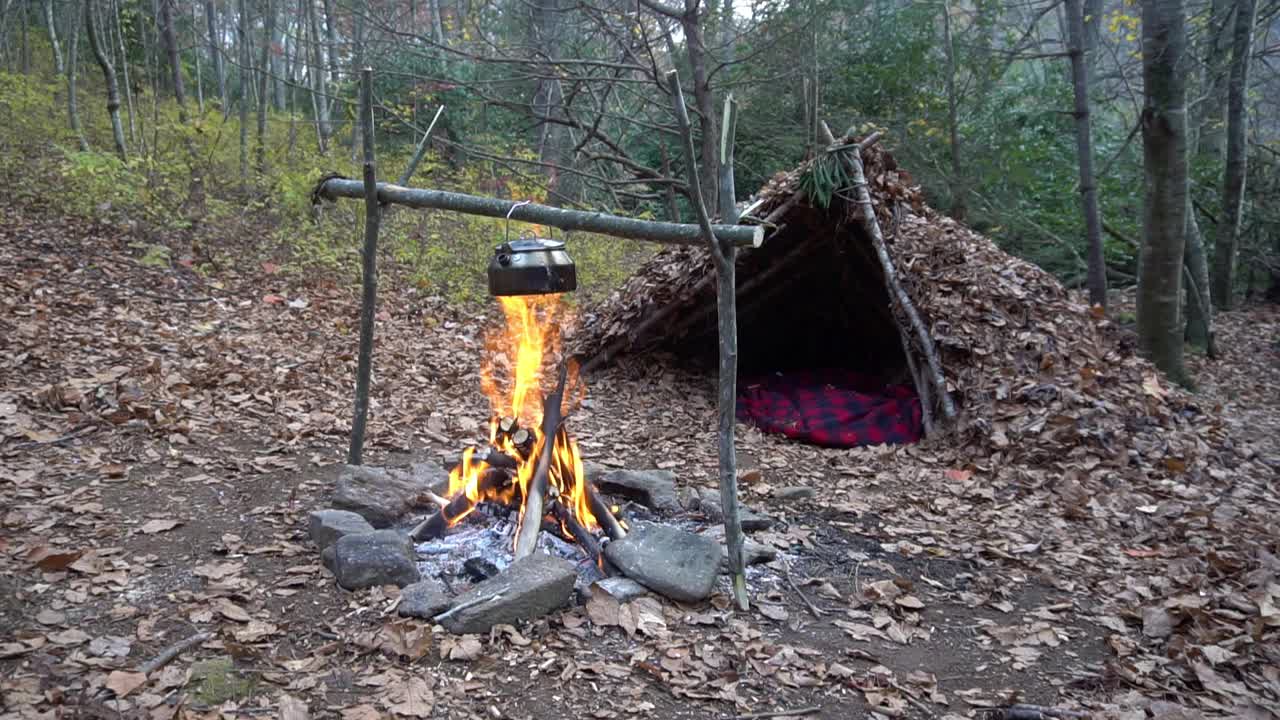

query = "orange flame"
[{"left": 442, "top": 295, "right": 599, "bottom": 544}]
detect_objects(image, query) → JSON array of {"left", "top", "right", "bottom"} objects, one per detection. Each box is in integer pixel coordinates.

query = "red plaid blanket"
[{"left": 736, "top": 369, "right": 923, "bottom": 448}]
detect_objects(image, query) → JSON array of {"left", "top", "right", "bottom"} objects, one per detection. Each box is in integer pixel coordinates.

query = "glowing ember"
[{"left": 444, "top": 295, "right": 599, "bottom": 549}]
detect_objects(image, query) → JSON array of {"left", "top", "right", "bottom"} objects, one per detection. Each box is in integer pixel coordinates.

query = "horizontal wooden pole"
[{"left": 316, "top": 178, "right": 764, "bottom": 248}]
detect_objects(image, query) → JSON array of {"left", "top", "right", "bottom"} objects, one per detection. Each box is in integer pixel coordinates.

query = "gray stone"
[
  {"left": 331, "top": 465, "right": 433, "bottom": 528},
  {"left": 308, "top": 509, "right": 376, "bottom": 552},
  {"left": 590, "top": 577, "right": 650, "bottom": 603},
  {"left": 321, "top": 546, "right": 336, "bottom": 572},
  {"left": 595, "top": 469, "right": 679, "bottom": 511},
  {"left": 604, "top": 524, "right": 720, "bottom": 602},
  {"left": 688, "top": 488, "right": 773, "bottom": 532},
  {"left": 404, "top": 462, "right": 450, "bottom": 495},
  {"left": 774, "top": 486, "right": 816, "bottom": 502},
  {"left": 700, "top": 527, "right": 779, "bottom": 568},
  {"left": 399, "top": 580, "right": 453, "bottom": 619},
  {"left": 439, "top": 553, "right": 577, "bottom": 634},
  {"left": 332, "top": 530, "right": 421, "bottom": 590}
]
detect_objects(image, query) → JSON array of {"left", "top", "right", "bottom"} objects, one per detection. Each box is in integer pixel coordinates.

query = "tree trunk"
[
  {"left": 256, "top": 0, "right": 273, "bottom": 172},
  {"left": 349, "top": 0, "right": 364, "bottom": 163},
  {"left": 270, "top": 10, "right": 285, "bottom": 110},
  {"left": 45, "top": 0, "right": 64, "bottom": 74},
  {"left": 1209, "top": 0, "right": 1256, "bottom": 310},
  {"left": 941, "top": 0, "right": 965, "bottom": 221},
  {"left": 191, "top": 0, "right": 204, "bottom": 114},
  {"left": 530, "top": 0, "right": 570, "bottom": 204},
  {"left": 429, "top": 0, "right": 444, "bottom": 44},
  {"left": 238, "top": 0, "right": 249, "bottom": 186},
  {"left": 680, "top": 1, "right": 719, "bottom": 216},
  {"left": 1183, "top": 199, "right": 1214, "bottom": 355},
  {"left": 307, "top": 0, "right": 330, "bottom": 147},
  {"left": 1065, "top": 0, "right": 1106, "bottom": 309},
  {"left": 158, "top": 0, "right": 187, "bottom": 119},
  {"left": 204, "top": 0, "right": 226, "bottom": 107},
  {"left": 1197, "top": 0, "right": 1234, "bottom": 160},
  {"left": 1137, "top": 0, "right": 1189, "bottom": 384},
  {"left": 110, "top": 0, "right": 136, "bottom": 145},
  {"left": 66, "top": 1, "right": 89, "bottom": 151},
  {"left": 85, "top": 0, "right": 126, "bottom": 159}
]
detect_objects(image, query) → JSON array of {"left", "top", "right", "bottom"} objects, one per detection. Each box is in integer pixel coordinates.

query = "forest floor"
[{"left": 1, "top": 201, "right": 1278, "bottom": 720}]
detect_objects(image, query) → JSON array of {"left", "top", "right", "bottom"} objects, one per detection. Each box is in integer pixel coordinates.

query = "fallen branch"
[
  {"left": 988, "top": 705, "right": 1089, "bottom": 720},
  {"left": 584, "top": 480, "right": 627, "bottom": 540},
  {"left": 782, "top": 561, "right": 825, "bottom": 618},
  {"left": 728, "top": 706, "right": 820, "bottom": 720},
  {"left": 138, "top": 632, "right": 212, "bottom": 676}
]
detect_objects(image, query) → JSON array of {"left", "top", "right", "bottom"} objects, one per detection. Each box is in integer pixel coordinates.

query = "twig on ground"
[
  {"left": 7, "top": 424, "right": 99, "bottom": 451},
  {"left": 138, "top": 632, "right": 212, "bottom": 676},
  {"left": 782, "top": 561, "right": 825, "bottom": 617},
  {"left": 433, "top": 590, "right": 505, "bottom": 623},
  {"left": 988, "top": 705, "right": 1089, "bottom": 720},
  {"left": 887, "top": 679, "right": 937, "bottom": 715},
  {"left": 728, "top": 706, "right": 820, "bottom": 720}
]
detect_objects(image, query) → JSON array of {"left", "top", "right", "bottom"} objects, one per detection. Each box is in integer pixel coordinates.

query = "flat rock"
[
  {"left": 595, "top": 469, "right": 679, "bottom": 511},
  {"left": 399, "top": 580, "right": 453, "bottom": 619},
  {"left": 439, "top": 553, "right": 577, "bottom": 634},
  {"left": 774, "top": 486, "right": 815, "bottom": 502},
  {"left": 687, "top": 488, "right": 773, "bottom": 531},
  {"left": 309, "top": 509, "right": 375, "bottom": 552},
  {"left": 589, "top": 577, "right": 650, "bottom": 603},
  {"left": 332, "top": 530, "right": 421, "bottom": 590},
  {"left": 332, "top": 465, "right": 433, "bottom": 528},
  {"left": 604, "top": 525, "right": 720, "bottom": 602}
]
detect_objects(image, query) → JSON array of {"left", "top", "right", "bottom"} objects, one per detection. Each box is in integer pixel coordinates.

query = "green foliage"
[{"left": 799, "top": 153, "right": 851, "bottom": 209}]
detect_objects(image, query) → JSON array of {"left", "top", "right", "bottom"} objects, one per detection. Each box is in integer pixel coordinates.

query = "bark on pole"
[
  {"left": 348, "top": 67, "right": 381, "bottom": 466},
  {"left": 1210, "top": 0, "right": 1257, "bottom": 310},
  {"left": 1064, "top": 0, "right": 1106, "bottom": 310},
  {"left": 667, "top": 69, "right": 748, "bottom": 612},
  {"left": 1137, "top": 0, "right": 1189, "bottom": 384},
  {"left": 316, "top": 180, "right": 764, "bottom": 248},
  {"left": 818, "top": 122, "right": 958, "bottom": 422},
  {"left": 45, "top": 0, "right": 63, "bottom": 74}
]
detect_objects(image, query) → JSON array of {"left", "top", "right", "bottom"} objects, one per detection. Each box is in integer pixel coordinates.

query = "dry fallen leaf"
[
  {"left": 213, "top": 598, "right": 252, "bottom": 623},
  {"left": 139, "top": 518, "right": 183, "bottom": 534},
  {"left": 105, "top": 670, "right": 147, "bottom": 698},
  {"left": 279, "top": 694, "right": 309, "bottom": 720},
  {"left": 387, "top": 677, "right": 434, "bottom": 718}
]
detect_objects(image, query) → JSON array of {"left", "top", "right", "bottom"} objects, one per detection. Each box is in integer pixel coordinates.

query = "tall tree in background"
[
  {"left": 66, "top": 0, "right": 89, "bottom": 151},
  {"left": 1064, "top": 0, "right": 1105, "bottom": 309},
  {"left": 1137, "top": 0, "right": 1189, "bottom": 383},
  {"left": 941, "top": 0, "right": 965, "bottom": 221},
  {"left": 256, "top": 0, "right": 275, "bottom": 171},
  {"left": 45, "top": 0, "right": 64, "bottom": 74},
  {"left": 204, "top": 0, "right": 227, "bottom": 108},
  {"left": 1210, "top": 0, "right": 1258, "bottom": 309},
  {"left": 85, "top": 0, "right": 127, "bottom": 159},
  {"left": 158, "top": 0, "right": 187, "bottom": 120}
]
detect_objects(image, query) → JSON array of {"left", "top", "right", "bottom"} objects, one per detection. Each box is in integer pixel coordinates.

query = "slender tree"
[
  {"left": 941, "top": 0, "right": 965, "bottom": 221},
  {"left": 204, "top": 0, "right": 227, "bottom": 107},
  {"left": 1064, "top": 0, "right": 1106, "bottom": 309},
  {"left": 1184, "top": 199, "right": 1214, "bottom": 354},
  {"left": 1137, "top": 0, "right": 1189, "bottom": 383},
  {"left": 158, "top": 0, "right": 187, "bottom": 119},
  {"left": 238, "top": 0, "right": 249, "bottom": 185},
  {"left": 85, "top": 0, "right": 126, "bottom": 159},
  {"left": 66, "top": 0, "right": 89, "bottom": 151},
  {"left": 1210, "top": 0, "right": 1257, "bottom": 309},
  {"left": 256, "top": 0, "right": 274, "bottom": 171},
  {"left": 45, "top": 0, "right": 64, "bottom": 74}
]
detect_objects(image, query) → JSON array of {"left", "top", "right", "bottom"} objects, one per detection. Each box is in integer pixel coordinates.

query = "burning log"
[
  {"left": 584, "top": 481, "right": 627, "bottom": 540},
  {"left": 411, "top": 468, "right": 512, "bottom": 541},
  {"left": 549, "top": 497, "right": 602, "bottom": 566},
  {"left": 512, "top": 364, "right": 569, "bottom": 560}
]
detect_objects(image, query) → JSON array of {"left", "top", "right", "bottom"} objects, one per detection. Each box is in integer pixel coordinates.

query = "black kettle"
[{"left": 487, "top": 237, "right": 577, "bottom": 297}]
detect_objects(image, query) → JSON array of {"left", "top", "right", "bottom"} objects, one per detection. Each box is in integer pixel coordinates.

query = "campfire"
[{"left": 411, "top": 295, "right": 625, "bottom": 565}]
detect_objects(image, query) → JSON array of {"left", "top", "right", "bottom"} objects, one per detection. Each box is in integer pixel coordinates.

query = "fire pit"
[{"left": 410, "top": 295, "right": 624, "bottom": 567}]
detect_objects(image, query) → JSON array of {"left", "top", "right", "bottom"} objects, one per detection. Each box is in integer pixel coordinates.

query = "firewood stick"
[
  {"left": 548, "top": 498, "right": 602, "bottom": 565},
  {"left": 994, "top": 705, "right": 1089, "bottom": 720},
  {"left": 513, "top": 365, "right": 569, "bottom": 560},
  {"left": 729, "top": 706, "right": 820, "bottom": 720},
  {"left": 138, "top": 632, "right": 212, "bottom": 676},
  {"left": 411, "top": 468, "right": 509, "bottom": 541},
  {"left": 585, "top": 481, "right": 626, "bottom": 540}
]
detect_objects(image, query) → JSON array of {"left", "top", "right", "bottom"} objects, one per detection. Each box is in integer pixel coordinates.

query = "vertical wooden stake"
[
  {"left": 348, "top": 67, "right": 380, "bottom": 465},
  {"left": 667, "top": 71, "right": 748, "bottom": 611}
]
